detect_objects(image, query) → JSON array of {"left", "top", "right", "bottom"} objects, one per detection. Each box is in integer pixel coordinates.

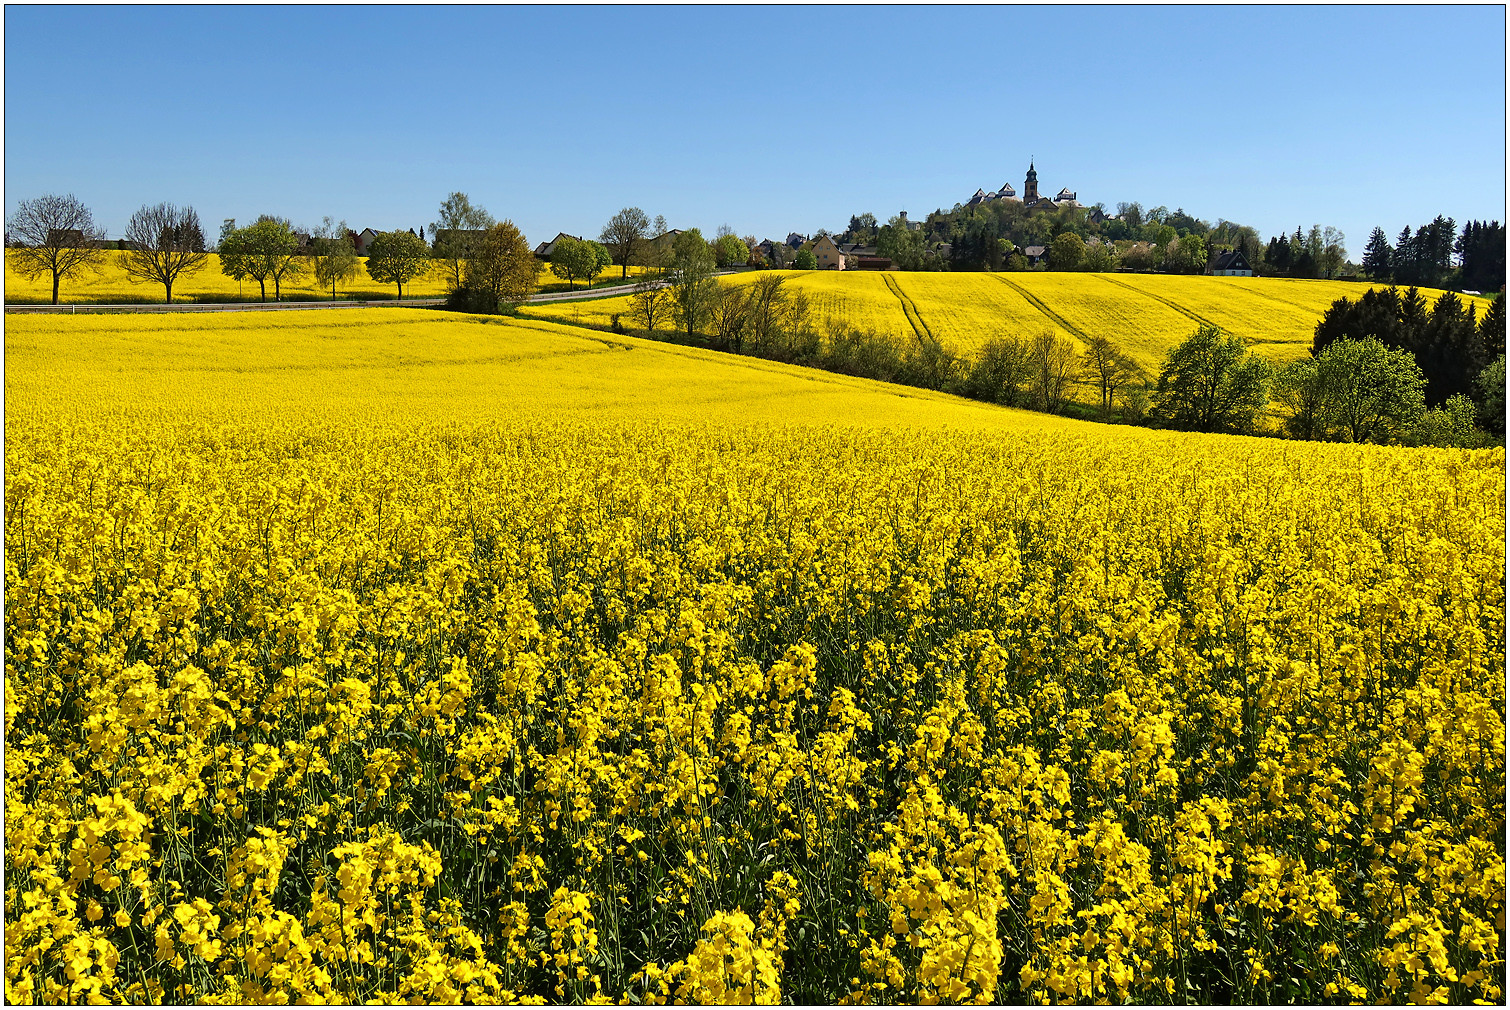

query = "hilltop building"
[{"left": 966, "top": 162, "right": 1080, "bottom": 211}]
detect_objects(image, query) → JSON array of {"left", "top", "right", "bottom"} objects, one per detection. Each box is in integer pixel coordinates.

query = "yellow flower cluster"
[{"left": 3, "top": 309, "right": 1503, "bottom": 1003}]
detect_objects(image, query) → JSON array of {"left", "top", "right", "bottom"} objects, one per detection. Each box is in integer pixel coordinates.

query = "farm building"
[{"left": 1209, "top": 249, "right": 1254, "bottom": 276}]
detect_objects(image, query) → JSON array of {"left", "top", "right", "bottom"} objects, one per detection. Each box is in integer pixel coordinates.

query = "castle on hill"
[{"left": 965, "top": 162, "right": 1079, "bottom": 211}]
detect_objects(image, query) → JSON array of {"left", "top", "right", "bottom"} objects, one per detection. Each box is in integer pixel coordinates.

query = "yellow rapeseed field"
[
  {"left": 5, "top": 307, "right": 1504, "bottom": 1004},
  {"left": 521, "top": 271, "right": 1492, "bottom": 372},
  {"left": 3, "top": 250, "right": 641, "bottom": 304}
]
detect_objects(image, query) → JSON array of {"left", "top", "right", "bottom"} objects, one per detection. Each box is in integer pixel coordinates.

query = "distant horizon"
[{"left": 6, "top": 6, "right": 1505, "bottom": 260}]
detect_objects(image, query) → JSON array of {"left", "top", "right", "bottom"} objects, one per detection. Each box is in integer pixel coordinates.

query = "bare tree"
[
  {"left": 600, "top": 207, "right": 650, "bottom": 280},
  {"left": 708, "top": 282, "right": 752, "bottom": 351},
  {"left": 630, "top": 273, "right": 670, "bottom": 331},
  {"left": 746, "top": 272, "right": 788, "bottom": 350},
  {"left": 122, "top": 203, "right": 208, "bottom": 303},
  {"left": 1080, "top": 334, "right": 1142, "bottom": 419},
  {"left": 1029, "top": 331, "right": 1080, "bottom": 414},
  {"left": 6, "top": 194, "right": 106, "bottom": 304}
]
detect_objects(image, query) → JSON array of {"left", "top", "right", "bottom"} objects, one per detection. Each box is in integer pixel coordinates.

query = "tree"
[
  {"left": 463, "top": 221, "right": 536, "bottom": 310},
  {"left": 793, "top": 248, "right": 817, "bottom": 270},
  {"left": 960, "top": 336, "right": 1033, "bottom": 407},
  {"left": 846, "top": 212, "right": 878, "bottom": 244},
  {"left": 550, "top": 236, "right": 601, "bottom": 290},
  {"left": 366, "top": 230, "right": 431, "bottom": 298},
  {"left": 219, "top": 216, "right": 305, "bottom": 301},
  {"left": 122, "top": 202, "right": 208, "bottom": 303},
  {"left": 1048, "top": 232, "right": 1085, "bottom": 271},
  {"left": 1475, "top": 354, "right": 1504, "bottom": 435},
  {"left": 1319, "top": 227, "right": 1346, "bottom": 280},
  {"left": 1165, "top": 233, "right": 1206, "bottom": 274},
  {"left": 630, "top": 273, "right": 671, "bottom": 330},
  {"left": 6, "top": 194, "right": 107, "bottom": 304},
  {"left": 1081, "top": 335, "right": 1140, "bottom": 419},
  {"left": 600, "top": 207, "right": 651, "bottom": 280},
  {"left": 1457, "top": 220, "right": 1506, "bottom": 292},
  {"left": 708, "top": 282, "right": 751, "bottom": 351},
  {"left": 668, "top": 229, "right": 718, "bottom": 338},
  {"left": 310, "top": 217, "right": 360, "bottom": 299},
  {"left": 1028, "top": 331, "right": 1079, "bottom": 413},
  {"left": 1082, "top": 240, "right": 1116, "bottom": 273},
  {"left": 1313, "top": 338, "right": 1426, "bottom": 443},
  {"left": 1154, "top": 324, "right": 1273, "bottom": 433},
  {"left": 746, "top": 273, "right": 788, "bottom": 351},
  {"left": 713, "top": 233, "right": 749, "bottom": 269},
  {"left": 1362, "top": 226, "right": 1393, "bottom": 281},
  {"left": 430, "top": 192, "right": 495, "bottom": 291},
  {"left": 1479, "top": 294, "right": 1504, "bottom": 359},
  {"left": 1274, "top": 357, "right": 1331, "bottom": 440}
]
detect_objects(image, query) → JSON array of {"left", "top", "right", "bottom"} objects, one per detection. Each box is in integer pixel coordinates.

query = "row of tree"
[
  {"left": 5, "top": 191, "right": 626, "bottom": 304},
  {"left": 6, "top": 195, "right": 215, "bottom": 303},
  {"left": 1361, "top": 218, "right": 1505, "bottom": 291}
]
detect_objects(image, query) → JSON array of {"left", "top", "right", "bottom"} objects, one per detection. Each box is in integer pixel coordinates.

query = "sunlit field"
[
  {"left": 521, "top": 271, "right": 1492, "bottom": 372},
  {"left": 5, "top": 308, "right": 1502, "bottom": 1004},
  {"left": 3, "top": 251, "right": 646, "bottom": 304}
]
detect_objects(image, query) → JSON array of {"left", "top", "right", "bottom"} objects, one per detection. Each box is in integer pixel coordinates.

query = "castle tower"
[{"left": 1023, "top": 161, "right": 1039, "bottom": 203}]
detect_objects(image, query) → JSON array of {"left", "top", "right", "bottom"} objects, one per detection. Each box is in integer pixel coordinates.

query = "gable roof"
[{"left": 1211, "top": 249, "right": 1252, "bottom": 271}]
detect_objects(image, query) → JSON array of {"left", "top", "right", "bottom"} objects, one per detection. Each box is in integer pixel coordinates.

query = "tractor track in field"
[
  {"left": 1091, "top": 274, "right": 1226, "bottom": 332},
  {"left": 882, "top": 273, "right": 936, "bottom": 345},
  {"left": 991, "top": 276, "right": 1091, "bottom": 342}
]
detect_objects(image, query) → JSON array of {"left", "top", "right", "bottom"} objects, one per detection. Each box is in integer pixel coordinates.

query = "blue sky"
[{"left": 5, "top": 6, "right": 1504, "bottom": 257}]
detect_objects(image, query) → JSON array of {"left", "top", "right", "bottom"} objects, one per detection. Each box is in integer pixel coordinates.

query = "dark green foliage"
[
  {"left": 1362, "top": 227, "right": 1393, "bottom": 281},
  {"left": 1314, "top": 287, "right": 1490, "bottom": 406},
  {"left": 1456, "top": 220, "right": 1506, "bottom": 293}
]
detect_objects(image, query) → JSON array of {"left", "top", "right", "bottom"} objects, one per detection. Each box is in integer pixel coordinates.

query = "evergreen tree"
[
  {"left": 1362, "top": 227, "right": 1393, "bottom": 281},
  {"left": 1394, "top": 226, "right": 1416, "bottom": 285},
  {"left": 1478, "top": 293, "right": 1505, "bottom": 359}
]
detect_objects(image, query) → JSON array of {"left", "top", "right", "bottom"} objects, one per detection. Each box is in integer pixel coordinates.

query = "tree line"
[
  {"left": 1360, "top": 217, "right": 1505, "bottom": 291},
  {"left": 4, "top": 192, "right": 637, "bottom": 305}
]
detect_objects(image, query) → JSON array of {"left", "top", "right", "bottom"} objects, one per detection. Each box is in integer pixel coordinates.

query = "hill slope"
[
  {"left": 521, "top": 271, "right": 1493, "bottom": 371},
  {"left": 4, "top": 306, "right": 1085, "bottom": 432}
]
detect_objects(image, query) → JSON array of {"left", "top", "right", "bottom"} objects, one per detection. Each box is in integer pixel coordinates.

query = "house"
[
  {"left": 1087, "top": 206, "right": 1107, "bottom": 225},
  {"left": 838, "top": 242, "right": 891, "bottom": 270},
  {"left": 353, "top": 228, "right": 381, "bottom": 255},
  {"left": 533, "top": 232, "right": 582, "bottom": 259},
  {"left": 46, "top": 228, "right": 87, "bottom": 247},
  {"left": 1023, "top": 245, "right": 1048, "bottom": 267},
  {"left": 1209, "top": 249, "right": 1253, "bottom": 277},
  {"left": 786, "top": 233, "right": 807, "bottom": 250},
  {"left": 812, "top": 234, "right": 847, "bottom": 270}
]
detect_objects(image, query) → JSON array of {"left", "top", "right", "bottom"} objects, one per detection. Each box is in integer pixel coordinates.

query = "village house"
[
  {"left": 351, "top": 228, "right": 380, "bottom": 255},
  {"left": 533, "top": 232, "right": 582, "bottom": 259},
  {"left": 1208, "top": 249, "right": 1254, "bottom": 277},
  {"left": 812, "top": 234, "right": 845, "bottom": 269}
]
